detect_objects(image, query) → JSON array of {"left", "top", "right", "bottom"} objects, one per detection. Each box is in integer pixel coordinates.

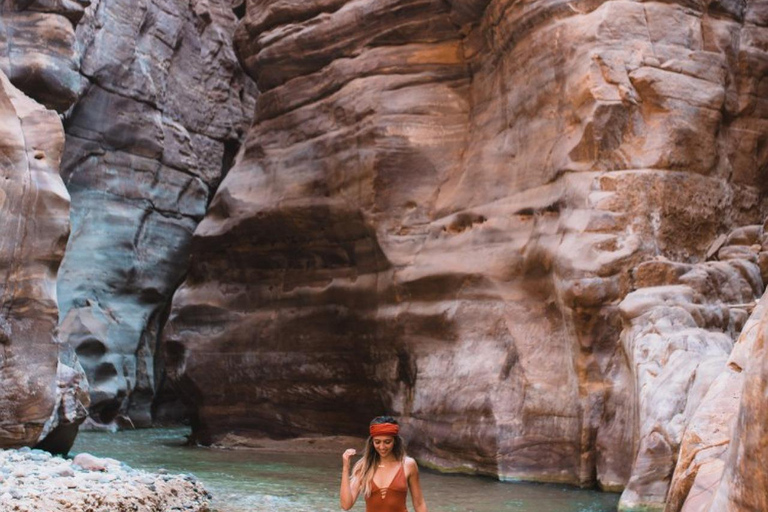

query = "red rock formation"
[
  {"left": 665, "top": 293, "right": 765, "bottom": 512},
  {"left": 0, "top": 69, "right": 88, "bottom": 451},
  {"left": 3, "top": 0, "right": 764, "bottom": 504},
  {"left": 164, "top": 0, "right": 768, "bottom": 497},
  {"left": 1, "top": 0, "right": 256, "bottom": 444},
  {"left": 0, "top": 0, "right": 89, "bottom": 453},
  {"left": 617, "top": 227, "right": 765, "bottom": 510},
  {"left": 709, "top": 304, "right": 768, "bottom": 511},
  {"left": 663, "top": 286, "right": 768, "bottom": 512}
]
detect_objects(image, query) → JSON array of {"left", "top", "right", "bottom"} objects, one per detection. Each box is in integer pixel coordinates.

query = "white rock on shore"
[{"left": 0, "top": 448, "right": 211, "bottom": 512}]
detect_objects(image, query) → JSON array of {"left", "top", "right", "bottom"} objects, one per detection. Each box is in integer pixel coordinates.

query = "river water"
[{"left": 72, "top": 428, "right": 619, "bottom": 512}]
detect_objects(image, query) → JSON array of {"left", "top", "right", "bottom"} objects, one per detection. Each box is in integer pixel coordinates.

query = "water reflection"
[{"left": 72, "top": 428, "right": 619, "bottom": 512}]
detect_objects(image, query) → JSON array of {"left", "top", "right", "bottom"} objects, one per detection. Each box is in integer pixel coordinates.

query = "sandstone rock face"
[
  {"left": 708, "top": 303, "right": 768, "bottom": 511},
  {"left": 0, "top": 68, "right": 88, "bottom": 452},
  {"left": 56, "top": 0, "right": 256, "bottom": 427},
  {"left": 665, "top": 293, "right": 766, "bottom": 512},
  {"left": 164, "top": 0, "right": 768, "bottom": 495},
  {"left": 616, "top": 233, "right": 764, "bottom": 510}
]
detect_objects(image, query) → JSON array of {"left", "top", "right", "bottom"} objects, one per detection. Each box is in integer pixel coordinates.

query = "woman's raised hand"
[
  {"left": 340, "top": 448, "right": 359, "bottom": 509},
  {"left": 342, "top": 448, "right": 357, "bottom": 464}
]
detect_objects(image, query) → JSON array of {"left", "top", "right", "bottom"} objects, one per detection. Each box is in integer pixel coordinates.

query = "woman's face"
[{"left": 372, "top": 435, "right": 395, "bottom": 458}]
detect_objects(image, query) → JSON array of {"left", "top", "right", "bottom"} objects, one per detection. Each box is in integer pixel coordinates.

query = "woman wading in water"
[{"left": 340, "top": 417, "right": 428, "bottom": 512}]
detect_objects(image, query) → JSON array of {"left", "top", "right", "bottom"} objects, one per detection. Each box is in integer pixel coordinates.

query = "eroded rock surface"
[
  {"left": 661, "top": 227, "right": 768, "bottom": 510},
  {"left": 56, "top": 0, "right": 257, "bottom": 427},
  {"left": 708, "top": 301, "right": 768, "bottom": 511},
  {"left": 164, "top": 0, "right": 768, "bottom": 495},
  {"left": 0, "top": 68, "right": 87, "bottom": 452},
  {"left": 0, "top": 0, "right": 88, "bottom": 111},
  {"left": 665, "top": 293, "right": 766, "bottom": 512},
  {"left": 615, "top": 225, "right": 765, "bottom": 510}
]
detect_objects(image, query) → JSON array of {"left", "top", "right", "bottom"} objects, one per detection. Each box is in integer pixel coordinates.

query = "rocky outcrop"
[
  {"left": 164, "top": 0, "right": 768, "bottom": 496},
  {"left": 0, "top": 0, "right": 258, "bottom": 448},
  {"left": 0, "top": 448, "right": 211, "bottom": 511},
  {"left": 615, "top": 224, "right": 765, "bottom": 510},
  {"left": 56, "top": 0, "right": 256, "bottom": 427},
  {"left": 0, "top": 67, "right": 88, "bottom": 452},
  {"left": 664, "top": 293, "right": 765, "bottom": 512}
]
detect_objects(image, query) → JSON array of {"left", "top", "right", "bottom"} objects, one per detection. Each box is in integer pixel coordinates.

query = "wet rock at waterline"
[
  {"left": 0, "top": 448, "right": 210, "bottom": 512},
  {"left": 56, "top": 0, "right": 257, "bottom": 428},
  {"left": 0, "top": 69, "right": 88, "bottom": 452},
  {"left": 164, "top": 0, "right": 768, "bottom": 497}
]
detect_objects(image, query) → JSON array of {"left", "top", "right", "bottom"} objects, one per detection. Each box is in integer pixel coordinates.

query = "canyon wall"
[
  {"left": 0, "top": 0, "right": 89, "bottom": 453},
  {"left": 0, "top": 0, "right": 255, "bottom": 449},
  {"left": 164, "top": 0, "right": 768, "bottom": 507},
  {"left": 1, "top": 0, "right": 767, "bottom": 508},
  {"left": 56, "top": 0, "right": 256, "bottom": 427}
]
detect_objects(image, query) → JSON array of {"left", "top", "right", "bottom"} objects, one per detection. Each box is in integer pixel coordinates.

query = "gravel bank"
[{"left": 0, "top": 448, "right": 211, "bottom": 512}]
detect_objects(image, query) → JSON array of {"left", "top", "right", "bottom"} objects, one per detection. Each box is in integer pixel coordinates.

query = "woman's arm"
[
  {"left": 340, "top": 449, "right": 360, "bottom": 510},
  {"left": 406, "top": 457, "right": 428, "bottom": 512}
]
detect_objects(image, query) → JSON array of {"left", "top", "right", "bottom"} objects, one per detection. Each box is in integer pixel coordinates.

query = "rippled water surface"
[{"left": 72, "top": 428, "right": 619, "bottom": 512}]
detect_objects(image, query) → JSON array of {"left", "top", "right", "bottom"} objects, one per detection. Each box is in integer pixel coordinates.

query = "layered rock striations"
[
  {"left": 56, "top": 0, "right": 257, "bottom": 427},
  {"left": 165, "top": 0, "right": 768, "bottom": 501},
  {"left": 0, "top": 0, "right": 257, "bottom": 445},
  {"left": 0, "top": 1, "right": 89, "bottom": 453},
  {"left": 167, "top": 0, "right": 472, "bottom": 443},
  {"left": 0, "top": 73, "right": 89, "bottom": 451}
]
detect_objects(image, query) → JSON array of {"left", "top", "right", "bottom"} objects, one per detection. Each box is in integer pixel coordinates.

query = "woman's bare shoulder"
[{"left": 404, "top": 457, "right": 419, "bottom": 469}]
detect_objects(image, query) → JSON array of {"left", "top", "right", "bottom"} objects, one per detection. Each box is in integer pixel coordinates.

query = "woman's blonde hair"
[{"left": 351, "top": 416, "right": 407, "bottom": 498}]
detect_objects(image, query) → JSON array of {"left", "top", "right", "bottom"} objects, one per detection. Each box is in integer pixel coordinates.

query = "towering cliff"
[
  {"left": 164, "top": 0, "right": 768, "bottom": 505},
  {"left": 0, "top": 0, "right": 89, "bottom": 452},
  {"left": 56, "top": 0, "right": 256, "bottom": 427}
]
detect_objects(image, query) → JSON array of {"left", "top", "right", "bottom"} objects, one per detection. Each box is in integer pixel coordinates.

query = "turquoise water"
[{"left": 72, "top": 428, "right": 619, "bottom": 512}]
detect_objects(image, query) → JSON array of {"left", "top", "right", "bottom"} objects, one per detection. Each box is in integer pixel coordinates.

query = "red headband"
[{"left": 370, "top": 423, "right": 399, "bottom": 437}]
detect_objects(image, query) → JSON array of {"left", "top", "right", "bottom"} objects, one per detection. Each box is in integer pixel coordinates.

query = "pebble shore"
[{"left": 0, "top": 448, "right": 211, "bottom": 512}]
